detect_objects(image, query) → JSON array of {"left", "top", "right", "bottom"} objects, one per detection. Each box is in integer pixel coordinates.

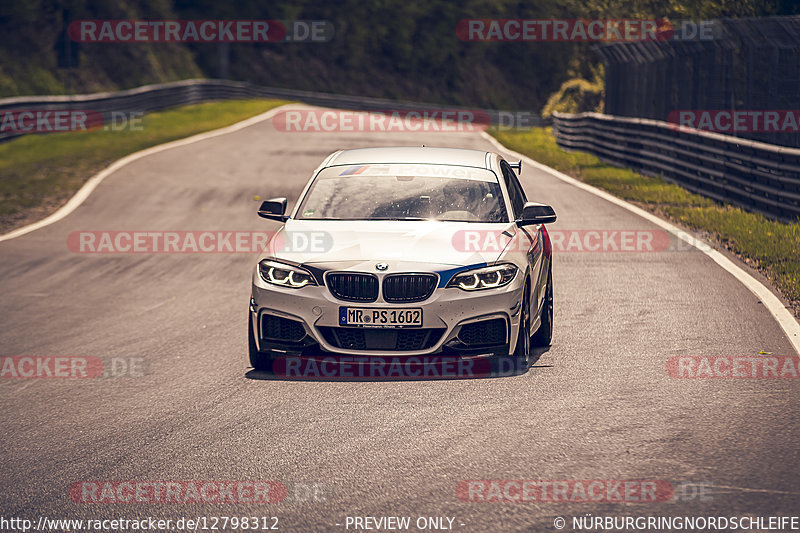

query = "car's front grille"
[
  {"left": 318, "top": 327, "right": 445, "bottom": 351},
  {"left": 382, "top": 273, "right": 437, "bottom": 303},
  {"left": 261, "top": 314, "right": 307, "bottom": 343},
  {"left": 327, "top": 273, "right": 379, "bottom": 302},
  {"left": 457, "top": 319, "right": 507, "bottom": 347}
]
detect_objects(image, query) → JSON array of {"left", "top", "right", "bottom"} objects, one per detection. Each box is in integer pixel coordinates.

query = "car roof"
[{"left": 324, "top": 146, "right": 492, "bottom": 169}]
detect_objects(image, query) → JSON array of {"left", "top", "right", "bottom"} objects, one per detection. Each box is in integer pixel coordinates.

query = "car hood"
[{"left": 258, "top": 219, "right": 520, "bottom": 268}]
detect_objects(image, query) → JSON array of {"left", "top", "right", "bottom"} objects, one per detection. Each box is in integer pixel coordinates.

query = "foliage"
[{"left": 0, "top": 0, "right": 793, "bottom": 107}]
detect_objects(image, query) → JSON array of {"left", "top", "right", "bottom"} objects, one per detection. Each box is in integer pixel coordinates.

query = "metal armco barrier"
[
  {"left": 552, "top": 112, "right": 800, "bottom": 222},
  {"left": 0, "top": 79, "right": 542, "bottom": 143},
  {"left": 596, "top": 16, "right": 800, "bottom": 149}
]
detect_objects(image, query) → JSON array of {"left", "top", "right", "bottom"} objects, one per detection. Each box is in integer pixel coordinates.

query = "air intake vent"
[
  {"left": 260, "top": 314, "right": 307, "bottom": 343},
  {"left": 457, "top": 319, "right": 507, "bottom": 346},
  {"left": 318, "top": 327, "right": 445, "bottom": 351}
]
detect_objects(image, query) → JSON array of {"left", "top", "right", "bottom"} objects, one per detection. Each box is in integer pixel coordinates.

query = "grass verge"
[
  {"left": 0, "top": 99, "right": 289, "bottom": 234},
  {"left": 490, "top": 127, "right": 800, "bottom": 317}
]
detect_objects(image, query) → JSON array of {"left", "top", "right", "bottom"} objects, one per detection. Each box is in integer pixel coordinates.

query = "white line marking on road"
[
  {"left": 0, "top": 104, "right": 294, "bottom": 243},
  {"left": 710, "top": 484, "right": 800, "bottom": 495},
  {"left": 481, "top": 131, "right": 800, "bottom": 356}
]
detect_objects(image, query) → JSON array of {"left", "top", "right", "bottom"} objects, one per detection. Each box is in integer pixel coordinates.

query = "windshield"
[{"left": 296, "top": 165, "right": 508, "bottom": 222}]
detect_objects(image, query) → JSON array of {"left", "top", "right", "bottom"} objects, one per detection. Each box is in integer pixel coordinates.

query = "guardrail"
[
  {"left": 552, "top": 112, "right": 800, "bottom": 222},
  {"left": 0, "top": 79, "right": 542, "bottom": 143}
]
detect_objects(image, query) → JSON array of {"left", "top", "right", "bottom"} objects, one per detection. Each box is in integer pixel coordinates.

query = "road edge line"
[
  {"left": 481, "top": 130, "right": 800, "bottom": 356},
  {"left": 0, "top": 103, "right": 294, "bottom": 243}
]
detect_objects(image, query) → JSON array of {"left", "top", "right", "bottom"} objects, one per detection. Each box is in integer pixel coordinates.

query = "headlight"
[
  {"left": 258, "top": 260, "right": 317, "bottom": 288},
  {"left": 447, "top": 264, "right": 518, "bottom": 291}
]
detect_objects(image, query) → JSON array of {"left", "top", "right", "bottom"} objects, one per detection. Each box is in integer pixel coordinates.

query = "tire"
[
  {"left": 248, "top": 314, "right": 273, "bottom": 372},
  {"left": 513, "top": 284, "right": 531, "bottom": 361},
  {"left": 532, "top": 263, "right": 553, "bottom": 347}
]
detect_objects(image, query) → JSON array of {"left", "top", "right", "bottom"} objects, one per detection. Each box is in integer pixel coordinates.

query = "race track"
[{"left": 1, "top": 104, "right": 799, "bottom": 532}]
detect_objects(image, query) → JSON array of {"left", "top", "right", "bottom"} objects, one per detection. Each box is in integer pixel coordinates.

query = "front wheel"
[
  {"left": 248, "top": 314, "right": 273, "bottom": 372},
  {"left": 532, "top": 264, "right": 553, "bottom": 347},
  {"left": 513, "top": 285, "right": 531, "bottom": 361}
]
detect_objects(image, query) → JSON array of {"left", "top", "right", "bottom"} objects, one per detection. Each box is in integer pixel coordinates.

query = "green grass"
[
  {"left": 491, "top": 127, "right": 800, "bottom": 316},
  {"left": 0, "top": 99, "right": 289, "bottom": 233}
]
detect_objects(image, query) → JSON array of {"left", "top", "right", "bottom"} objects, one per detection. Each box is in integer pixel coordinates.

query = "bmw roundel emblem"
[{"left": 375, "top": 262, "right": 389, "bottom": 271}]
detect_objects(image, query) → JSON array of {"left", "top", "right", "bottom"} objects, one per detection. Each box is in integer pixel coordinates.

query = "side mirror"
[
  {"left": 509, "top": 161, "right": 522, "bottom": 175},
  {"left": 518, "top": 202, "right": 556, "bottom": 226},
  {"left": 257, "top": 197, "right": 288, "bottom": 222}
]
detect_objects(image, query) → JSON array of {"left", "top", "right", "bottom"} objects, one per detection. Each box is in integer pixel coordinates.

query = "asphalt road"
[{"left": 1, "top": 104, "right": 799, "bottom": 532}]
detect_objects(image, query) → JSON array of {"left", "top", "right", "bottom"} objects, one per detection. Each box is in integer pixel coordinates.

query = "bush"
[{"left": 541, "top": 65, "right": 604, "bottom": 117}]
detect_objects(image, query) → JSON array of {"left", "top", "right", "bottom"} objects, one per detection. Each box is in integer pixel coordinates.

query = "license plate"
[{"left": 339, "top": 307, "right": 422, "bottom": 328}]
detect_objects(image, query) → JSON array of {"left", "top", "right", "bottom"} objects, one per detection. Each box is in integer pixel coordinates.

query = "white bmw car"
[{"left": 249, "top": 146, "right": 556, "bottom": 370}]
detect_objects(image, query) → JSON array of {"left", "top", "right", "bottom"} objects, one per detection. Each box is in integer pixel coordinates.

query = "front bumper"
[{"left": 250, "top": 268, "right": 524, "bottom": 357}]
